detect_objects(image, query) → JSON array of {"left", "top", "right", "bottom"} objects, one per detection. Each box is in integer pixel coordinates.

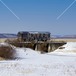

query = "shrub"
[{"left": 0, "top": 44, "right": 16, "bottom": 59}]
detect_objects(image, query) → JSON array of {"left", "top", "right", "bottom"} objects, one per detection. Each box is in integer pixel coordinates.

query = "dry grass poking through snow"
[{"left": 0, "top": 44, "right": 16, "bottom": 59}]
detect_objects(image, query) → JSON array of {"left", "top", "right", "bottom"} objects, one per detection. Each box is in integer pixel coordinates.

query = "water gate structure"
[
  {"left": 10, "top": 41, "right": 66, "bottom": 53},
  {"left": 9, "top": 31, "right": 66, "bottom": 53}
]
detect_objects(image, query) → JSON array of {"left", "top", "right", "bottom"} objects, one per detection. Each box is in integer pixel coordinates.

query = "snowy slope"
[
  {"left": 15, "top": 48, "right": 40, "bottom": 59},
  {"left": 52, "top": 42, "right": 76, "bottom": 54},
  {"left": 0, "top": 42, "right": 76, "bottom": 76}
]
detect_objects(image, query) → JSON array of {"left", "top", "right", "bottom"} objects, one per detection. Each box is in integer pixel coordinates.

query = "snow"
[
  {"left": 0, "top": 43, "right": 10, "bottom": 47},
  {"left": 0, "top": 42, "right": 16, "bottom": 49},
  {"left": 0, "top": 42, "right": 76, "bottom": 76},
  {"left": 15, "top": 48, "right": 40, "bottom": 59},
  {"left": 51, "top": 42, "right": 76, "bottom": 56},
  {"left": 57, "top": 42, "right": 76, "bottom": 51}
]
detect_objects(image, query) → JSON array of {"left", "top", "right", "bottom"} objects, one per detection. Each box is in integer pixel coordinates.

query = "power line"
[
  {"left": 0, "top": 0, "right": 20, "bottom": 20},
  {"left": 57, "top": 0, "right": 76, "bottom": 20}
]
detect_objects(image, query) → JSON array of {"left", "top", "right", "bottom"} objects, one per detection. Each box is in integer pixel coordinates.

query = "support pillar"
[
  {"left": 48, "top": 44, "right": 51, "bottom": 52},
  {"left": 35, "top": 44, "right": 38, "bottom": 51}
]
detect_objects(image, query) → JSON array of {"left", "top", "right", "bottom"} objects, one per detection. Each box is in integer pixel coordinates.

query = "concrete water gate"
[{"left": 10, "top": 41, "right": 66, "bottom": 53}]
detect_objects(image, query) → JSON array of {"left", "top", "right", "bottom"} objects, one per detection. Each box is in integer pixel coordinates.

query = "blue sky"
[{"left": 0, "top": 0, "right": 76, "bottom": 35}]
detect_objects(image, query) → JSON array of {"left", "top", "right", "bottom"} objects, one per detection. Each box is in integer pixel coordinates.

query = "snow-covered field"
[{"left": 0, "top": 42, "right": 76, "bottom": 76}]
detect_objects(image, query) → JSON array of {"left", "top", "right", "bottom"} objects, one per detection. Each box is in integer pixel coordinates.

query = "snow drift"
[
  {"left": 15, "top": 48, "right": 40, "bottom": 59},
  {"left": 54, "top": 42, "right": 76, "bottom": 53}
]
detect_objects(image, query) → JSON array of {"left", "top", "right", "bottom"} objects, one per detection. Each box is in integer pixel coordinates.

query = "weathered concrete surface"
[{"left": 9, "top": 41, "right": 66, "bottom": 53}]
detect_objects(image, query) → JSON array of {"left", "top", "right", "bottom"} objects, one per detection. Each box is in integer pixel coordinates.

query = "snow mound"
[
  {"left": 0, "top": 42, "right": 16, "bottom": 49},
  {"left": 0, "top": 43, "right": 11, "bottom": 47},
  {"left": 54, "top": 42, "right": 76, "bottom": 53},
  {"left": 15, "top": 48, "right": 41, "bottom": 59}
]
